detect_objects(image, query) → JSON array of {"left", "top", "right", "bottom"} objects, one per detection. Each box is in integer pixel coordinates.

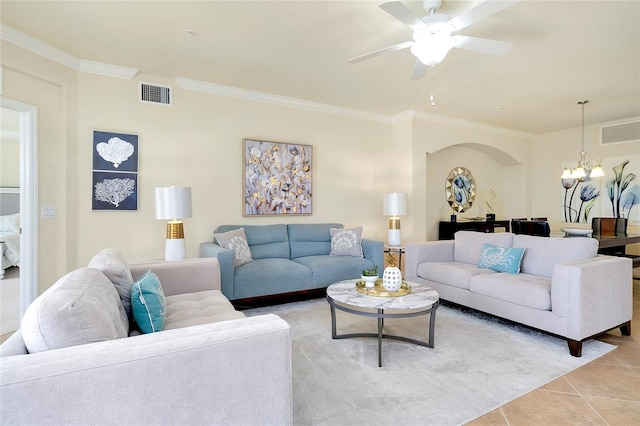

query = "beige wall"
[
  {"left": 2, "top": 40, "right": 639, "bottom": 293},
  {"left": 2, "top": 41, "right": 78, "bottom": 293},
  {"left": 409, "top": 117, "right": 532, "bottom": 241},
  {"left": 532, "top": 119, "right": 640, "bottom": 233},
  {"left": 75, "top": 72, "right": 393, "bottom": 266}
]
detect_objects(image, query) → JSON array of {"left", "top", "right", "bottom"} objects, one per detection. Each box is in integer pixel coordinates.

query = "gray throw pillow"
[
  {"left": 88, "top": 248, "right": 134, "bottom": 319},
  {"left": 330, "top": 226, "right": 364, "bottom": 257},
  {"left": 21, "top": 268, "right": 129, "bottom": 353},
  {"left": 214, "top": 227, "right": 254, "bottom": 266}
]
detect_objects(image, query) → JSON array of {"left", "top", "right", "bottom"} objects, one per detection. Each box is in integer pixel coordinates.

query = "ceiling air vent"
[
  {"left": 139, "top": 82, "right": 172, "bottom": 106},
  {"left": 601, "top": 121, "right": 640, "bottom": 145}
]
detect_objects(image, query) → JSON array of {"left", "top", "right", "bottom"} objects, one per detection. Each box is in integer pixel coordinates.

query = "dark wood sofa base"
[
  {"left": 568, "top": 320, "right": 633, "bottom": 357},
  {"left": 441, "top": 300, "right": 631, "bottom": 357},
  {"left": 231, "top": 288, "right": 327, "bottom": 310}
]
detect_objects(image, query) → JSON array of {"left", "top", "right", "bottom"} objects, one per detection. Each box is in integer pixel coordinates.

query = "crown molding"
[
  {"left": 2, "top": 24, "right": 533, "bottom": 136},
  {"left": 392, "top": 110, "right": 533, "bottom": 140},
  {"left": 1, "top": 24, "right": 138, "bottom": 80},
  {"left": 174, "top": 77, "right": 393, "bottom": 123},
  {"left": 78, "top": 60, "right": 138, "bottom": 80}
]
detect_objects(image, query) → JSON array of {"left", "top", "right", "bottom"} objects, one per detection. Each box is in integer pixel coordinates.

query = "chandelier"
[{"left": 561, "top": 100, "right": 604, "bottom": 179}]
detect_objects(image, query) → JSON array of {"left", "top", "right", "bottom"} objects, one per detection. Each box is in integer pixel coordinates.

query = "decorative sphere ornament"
[{"left": 382, "top": 266, "right": 402, "bottom": 291}]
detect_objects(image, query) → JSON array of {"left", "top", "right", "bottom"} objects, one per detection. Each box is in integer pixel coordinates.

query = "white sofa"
[
  {"left": 405, "top": 231, "right": 633, "bottom": 357},
  {"left": 0, "top": 250, "right": 292, "bottom": 425}
]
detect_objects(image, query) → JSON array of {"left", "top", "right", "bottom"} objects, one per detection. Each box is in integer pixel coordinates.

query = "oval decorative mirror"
[{"left": 445, "top": 166, "right": 476, "bottom": 213}]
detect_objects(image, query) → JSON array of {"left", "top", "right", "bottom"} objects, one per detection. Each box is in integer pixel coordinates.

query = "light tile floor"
[{"left": 469, "top": 277, "right": 640, "bottom": 425}]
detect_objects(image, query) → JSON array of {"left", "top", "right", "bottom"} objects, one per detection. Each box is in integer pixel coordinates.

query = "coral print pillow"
[
  {"left": 214, "top": 227, "right": 254, "bottom": 266},
  {"left": 478, "top": 243, "right": 525, "bottom": 274},
  {"left": 330, "top": 226, "right": 364, "bottom": 258}
]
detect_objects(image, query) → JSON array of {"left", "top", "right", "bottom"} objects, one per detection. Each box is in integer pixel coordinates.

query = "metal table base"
[{"left": 328, "top": 296, "right": 439, "bottom": 367}]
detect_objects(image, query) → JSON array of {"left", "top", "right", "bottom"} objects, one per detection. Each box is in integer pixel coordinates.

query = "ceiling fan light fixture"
[{"left": 411, "top": 33, "right": 454, "bottom": 66}]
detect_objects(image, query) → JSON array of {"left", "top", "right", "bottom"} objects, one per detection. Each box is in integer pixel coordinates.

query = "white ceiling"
[{"left": 1, "top": 0, "right": 639, "bottom": 134}]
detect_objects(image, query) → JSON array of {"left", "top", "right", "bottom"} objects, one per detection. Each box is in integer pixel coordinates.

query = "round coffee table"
[{"left": 326, "top": 279, "right": 440, "bottom": 367}]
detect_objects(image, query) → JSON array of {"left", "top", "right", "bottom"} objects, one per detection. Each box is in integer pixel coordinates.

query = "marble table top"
[{"left": 327, "top": 279, "right": 439, "bottom": 310}]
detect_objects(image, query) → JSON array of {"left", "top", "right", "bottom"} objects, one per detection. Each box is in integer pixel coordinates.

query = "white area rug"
[{"left": 246, "top": 298, "right": 615, "bottom": 426}]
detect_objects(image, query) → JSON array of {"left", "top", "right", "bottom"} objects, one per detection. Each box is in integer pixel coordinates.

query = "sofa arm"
[
  {"left": 0, "top": 314, "right": 292, "bottom": 426},
  {"left": 362, "top": 239, "right": 384, "bottom": 272},
  {"left": 200, "top": 242, "right": 236, "bottom": 299},
  {"left": 551, "top": 255, "right": 633, "bottom": 340},
  {"left": 405, "top": 241, "right": 455, "bottom": 278},
  {"left": 129, "top": 257, "right": 221, "bottom": 297}
]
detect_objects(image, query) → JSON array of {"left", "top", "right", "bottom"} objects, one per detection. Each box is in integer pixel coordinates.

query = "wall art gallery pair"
[{"left": 92, "top": 131, "right": 138, "bottom": 211}]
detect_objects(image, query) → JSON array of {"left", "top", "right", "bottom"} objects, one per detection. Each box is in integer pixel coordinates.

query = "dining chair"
[
  {"left": 511, "top": 220, "right": 551, "bottom": 237},
  {"left": 531, "top": 217, "right": 548, "bottom": 221},
  {"left": 591, "top": 217, "right": 627, "bottom": 236},
  {"left": 591, "top": 217, "right": 639, "bottom": 274}
]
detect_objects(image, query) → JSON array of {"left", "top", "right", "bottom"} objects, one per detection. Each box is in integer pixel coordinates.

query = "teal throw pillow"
[
  {"left": 130, "top": 270, "right": 166, "bottom": 333},
  {"left": 478, "top": 243, "right": 525, "bottom": 274}
]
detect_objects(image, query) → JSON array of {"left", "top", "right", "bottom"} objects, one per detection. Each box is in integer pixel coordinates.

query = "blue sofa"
[{"left": 200, "top": 223, "right": 384, "bottom": 301}]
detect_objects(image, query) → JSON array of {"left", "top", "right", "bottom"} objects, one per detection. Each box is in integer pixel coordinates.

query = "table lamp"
[
  {"left": 154, "top": 186, "right": 192, "bottom": 261},
  {"left": 383, "top": 192, "right": 407, "bottom": 246}
]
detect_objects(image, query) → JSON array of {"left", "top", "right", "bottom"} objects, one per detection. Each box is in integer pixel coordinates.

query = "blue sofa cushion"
[
  {"left": 294, "top": 255, "right": 375, "bottom": 288},
  {"left": 233, "top": 258, "right": 313, "bottom": 299},
  {"left": 215, "top": 224, "right": 290, "bottom": 259},
  {"left": 288, "top": 223, "right": 342, "bottom": 259},
  {"left": 478, "top": 243, "right": 525, "bottom": 274}
]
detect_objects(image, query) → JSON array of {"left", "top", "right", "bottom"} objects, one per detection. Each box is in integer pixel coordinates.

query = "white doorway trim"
[{"left": 1, "top": 96, "right": 38, "bottom": 318}]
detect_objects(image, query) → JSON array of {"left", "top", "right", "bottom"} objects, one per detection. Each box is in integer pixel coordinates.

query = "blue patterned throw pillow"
[
  {"left": 478, "top": 243, "right": 526, "bottom": 274},
  {"left": 130, "top": 270, "right": 166, "bottom": 333}
]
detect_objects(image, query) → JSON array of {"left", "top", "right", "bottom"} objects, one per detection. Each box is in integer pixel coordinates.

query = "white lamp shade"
[
  {"left": 155, "top": 187, "right": 192, "bottom": 220},
  {"left": 383, "top": 193, "right": 407, "bottom": 216}
]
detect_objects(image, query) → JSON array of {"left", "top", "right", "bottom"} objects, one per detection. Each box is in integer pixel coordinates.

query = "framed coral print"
[
  {"left": 92, "top": 131, "right": 139, "bottom": 210},
  {"left": 243, "top": 139, "right": 312, "bottom": 216}
]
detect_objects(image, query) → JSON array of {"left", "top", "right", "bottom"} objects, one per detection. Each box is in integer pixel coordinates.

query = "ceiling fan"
[{"left": 349, "top": 0, "right": 519, "bottom": 80}]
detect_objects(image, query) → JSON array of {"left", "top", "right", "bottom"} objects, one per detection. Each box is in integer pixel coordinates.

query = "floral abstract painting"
[
  {"left": 92, "top": 131, "right": 138, "bottom": 210},
  {"left": 243, "top": 139, "right": 312, "bottom": 216},
  {"left": 561, "top": 155, "right": 639, "bottom": 224}
]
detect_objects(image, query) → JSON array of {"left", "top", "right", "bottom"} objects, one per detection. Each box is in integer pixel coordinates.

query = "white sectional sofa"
[
  {"left": 0, "top": 250, "right": 292, "bottom": 425},
  {"left": 405, "top": 231, "right": 633, "bottom": 357}
]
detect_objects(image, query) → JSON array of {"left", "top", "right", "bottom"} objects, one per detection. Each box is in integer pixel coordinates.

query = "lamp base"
[
  {"left": 387, "top": 229, "right": 402, "bottom": 247},
  {"left": 165, "top": 221, "right": 186, "bottom": 261},
  {"left": 165, "top": 238, "right": 186, "bottom": 261}
]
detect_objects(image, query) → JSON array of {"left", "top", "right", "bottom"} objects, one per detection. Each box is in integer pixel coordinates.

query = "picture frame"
[
  {"left": 92, "top": 130, "right": 138, "bottom": 211},
  {"left": 445, "top": 166, "right": 476, "bottom": 213},
  {"left": 243, "top": 138, "right": 312, "bottom": 216}
]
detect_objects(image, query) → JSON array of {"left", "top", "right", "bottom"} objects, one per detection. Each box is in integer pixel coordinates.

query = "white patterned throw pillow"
[
  {"left": 214, "top": 227, "right": 254, "bottom": 266},
  {"left": 330, "top": 226, "right": 364, "bottom": 257}
]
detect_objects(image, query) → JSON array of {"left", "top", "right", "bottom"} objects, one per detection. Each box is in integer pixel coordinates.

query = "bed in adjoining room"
[{"left": 0, "top": 188, "right": 20, "bottom": 280}]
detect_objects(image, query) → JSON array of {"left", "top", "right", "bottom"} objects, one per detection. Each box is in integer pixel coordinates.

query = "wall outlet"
[{"left": 41, "top": 206, "right": 56, "bottom": 219}]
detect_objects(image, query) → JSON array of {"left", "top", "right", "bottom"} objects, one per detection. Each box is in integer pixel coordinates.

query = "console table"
[{"left": 438, "top": 220, "right": 510, "bottom": 240}]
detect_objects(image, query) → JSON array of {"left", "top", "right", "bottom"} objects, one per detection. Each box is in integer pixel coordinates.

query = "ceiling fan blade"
[
  {"left": 380, "top": 1, "right": 426, "bottom": 31},
  {"left": 449, "top": 0, "right": 520, "bottom": 31},
  {"left": 453, "top": 35, "right": 513, "bottom": 56},
  {"left": 348, "top": 40, "right": 413, "bottom": 63},
  {"left": 410, "top": 59, "right": 429, "bottom": 80}
]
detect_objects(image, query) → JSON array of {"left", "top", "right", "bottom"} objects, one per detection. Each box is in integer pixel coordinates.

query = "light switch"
[{"left": 41, "top": 206, "right": 56, "bottom": 219}]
